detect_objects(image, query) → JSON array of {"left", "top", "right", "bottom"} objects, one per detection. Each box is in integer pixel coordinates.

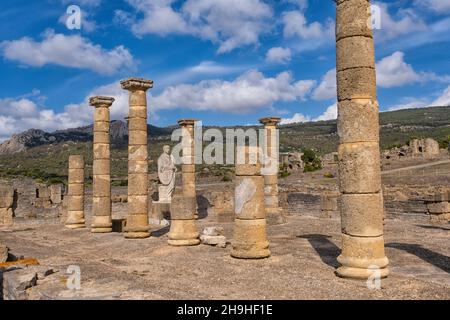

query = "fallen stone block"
[
  {"left": 200, "top": 235, "right": 227, "bottom": 248},
  {"left": 2, "top": 268, "right": 38, "bottom": 300},
  {"left": 202, "top": 226, "right": 224, "bottom": 236}
]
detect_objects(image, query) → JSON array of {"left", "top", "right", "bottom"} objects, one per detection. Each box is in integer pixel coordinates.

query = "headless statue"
[{"left": 157, "top": 145, "right": 177, "bottom": 202}]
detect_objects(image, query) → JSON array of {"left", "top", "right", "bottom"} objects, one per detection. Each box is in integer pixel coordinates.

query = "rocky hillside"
[
  {"left": 0, "top": 121, "right": 172, "bottom": 155},
  {"left": 0, "top": 106, "right": 449, "bottom": 183}
]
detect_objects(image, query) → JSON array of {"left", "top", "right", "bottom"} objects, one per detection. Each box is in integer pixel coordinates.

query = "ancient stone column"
[
  {"left": 259, "top": 117, "right": 285, "bottom": 225},
  {"left": 65, "top": 155, "right": 85, "bottom": 229},
  {"left": 335, "top": 0, "right": 389, "bottom": 279},
  {"left": 178, "top": 119, "right": 198, "bottom": 218},
  {"left": 121, "top": 78, "right": 153, "bottom": 239},
  {"left": 90, "top": 96, "right": 114, "bottom": 233},
  {"left": 167, "top": 190, "right": 200, "bottom": 246},
  {"left": 231, "top": 145, "right": 270, "bottom": 259}
]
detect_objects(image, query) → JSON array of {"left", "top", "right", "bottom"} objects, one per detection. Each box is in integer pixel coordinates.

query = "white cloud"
[
  {"left": 376, "top": 51, "right": 449, "bottom": 88},
  {"left": 388, "top": 99, "right": 429, "bottom": 111},
  {"left": 314, "top": 102, "right": 337, "bottom": 121},
  {"left": 265, "top": 47, "right": 292, "bottom": 64},
  {"left": 373, "top": 2, "right": 427, "bottom": 42},
  {"left": 308, "top": 51, "right": 450, "bottom": 103},
  {"left": 414, "top": 0, "right": 450, "bottom": 14},
  {"left": 375, "top": 51, "right": 421, "bottom": 88},
  {"left": 282, "top": 11, "right": 332, "bottom": 39},
  {"left": 312, "top": 69, "right": 336, "bottom": 101},
  {"left": 280, "top": 102, "right": 337, "bottom": 125},
  {"left": 431, "top": 85, "right": 450, "bottom": 106},
  {"left": 280, "top": 113, "right": 310, "bottom": 125},
  {"left": 0, "top": 30, "right": 134, "bottom": 75},
  {"left": 119, "top": 0, "right": 273, "bottom": 53},
  {"left": 0, "top": 96, "right": 89, "bottom": 142},
  {"left": 152, "top": 69, "right": 315, "bottom": 113}
]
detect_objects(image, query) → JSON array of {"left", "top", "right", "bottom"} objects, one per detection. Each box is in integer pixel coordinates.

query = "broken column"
[
  {"left": 121, "top": 78, "right": 153, "bottom": 239},
  {"left": 90, "top": 96, "right": 114, "bottom": 233},
  {"left": 65, "top": 155, "right": 85, "bottom": 229},
  {"left": 231, "top": 145, "right": 270, "bottom": 259},
  {"left": 178, "top": 119, "right": 198, "bottom": 218},
  {"left": 168, "top": 189, "right": 200, "bottom": 246},
  {"left": 335, "top": 0, "right": 389, "bottom": 279},
  {"left": 259, "top": 117, "right": 285, "bottom": 225},
  {"left": 426, "top": 190, "right": 450, "bottom": 223},
  {"left": 0, "top": 185, "right": 15, "bottom": 226}
]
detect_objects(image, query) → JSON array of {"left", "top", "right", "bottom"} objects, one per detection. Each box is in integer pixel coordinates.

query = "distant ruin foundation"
[
  {"left": 335, "top": 0, "right": 389, "bottom": 279},
  {"left": 231, "top": 146, "right": 270, "bottom": 259},
  {"left": 90, "top": 96, "right": 115, "bottom": 233},
  {"left": 65, "top": 155, "right": 85, "bottom": 229},
  {"left": 121, "top": 78, "right": 153, "bottom": 239}
]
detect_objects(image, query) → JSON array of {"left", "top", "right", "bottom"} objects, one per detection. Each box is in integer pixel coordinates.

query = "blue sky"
[{"left": 0, "top": 0, "right": 450, "bottom": 140}]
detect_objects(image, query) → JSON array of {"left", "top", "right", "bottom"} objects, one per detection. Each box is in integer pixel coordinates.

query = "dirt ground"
[{"left": 1, "top": 205, "right": 449, "bottom": 300}]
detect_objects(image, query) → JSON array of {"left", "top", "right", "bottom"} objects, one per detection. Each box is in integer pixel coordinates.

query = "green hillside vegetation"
[{"left": 0, "top": 106, "right": 449, "bottom": 184}]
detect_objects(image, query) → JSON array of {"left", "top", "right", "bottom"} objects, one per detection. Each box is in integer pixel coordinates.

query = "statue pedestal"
[{"left": 149, "top": 200, "right": 171, "bottom": 227}]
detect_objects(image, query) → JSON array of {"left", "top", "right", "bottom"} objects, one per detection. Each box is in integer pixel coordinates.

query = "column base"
[
  {"left": 124, "top": 231, "right": 151, "bottom": 239},
  {"left": 336, "top": 265, "right": 389, "bottom": 280},
  {"left": 231, "top": 219, "right": 271, "bottom": 259},
  {"left": 91, "top": 218, "right": 113, "bottom": 233},
  {"left": 231, "top": 246, "right": 271, "bottom": 259},
  {"left": 91, "top": 227, "right": 113, "bottom": 233},
  {"left": 167, "top": 219, "right": 200, "bottom": 246},
  {"left": 65, "top": 223, "right": 85, "bottom": 229},
  {"left": 168, "top": 239, "right": 201, "bottom": 246},
  {"left": 336, "top": 234, "right": 389, "bottom": 279}
]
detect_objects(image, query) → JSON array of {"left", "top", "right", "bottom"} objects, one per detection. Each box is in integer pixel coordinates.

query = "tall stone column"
[
  {"left": 90, "top": 96, "right": 114, "bottom": 233},
  {"left": 121, "top": 78, "right": 153, "bottom": 239},
  {"left": 65, "top": 155, "right": 85, "bottom": 229},
  {"left": 178, "top": 119, "right": 198, "bottom": 218},
  {"left": 259, "top": 117, "right": 285, "bottom": 225},
  {"left": 335, "top": 0, "right": 389, "bottom": 279},
  {"left": 231, "top": 145, "right": 270, "bottom": 259}
]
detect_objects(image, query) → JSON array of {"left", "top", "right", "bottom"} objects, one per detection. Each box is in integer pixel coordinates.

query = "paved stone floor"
[{"left": 1, "top": 210, "right": 449, "bottom": 300}]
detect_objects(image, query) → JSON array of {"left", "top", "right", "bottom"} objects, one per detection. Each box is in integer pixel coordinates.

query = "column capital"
[
  {"left": 89, "top": 96, "right": 115, "bottom": 108},
  {"left": 259, "top": 117, "right": 281, "bottom": 127},
  {"left": 120, "top": 77, "right": 153, "bottom": 91},
  {"left": 178, "top": 119, "right": 198, "bottom": 127}
]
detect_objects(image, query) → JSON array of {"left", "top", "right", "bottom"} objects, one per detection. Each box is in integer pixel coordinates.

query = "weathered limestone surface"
[
  {"left": 426, "top": 191, "right": 450, "bottom": 222},
  {"left": 0, "top": 185, "right": 15, "bottom": 226},
  {"left": 121, "top": 78, "right": 153, "bottom": 239},
  {"left": 49, "top": 184, "right": 63, "bottom": 204},
  {"left": 335, "top": 0, "right": 389, "bottom": 279},
  {"left": 259, "top": 117, "right": 286, "bottom": 225},
  {"left": 168, "top": 190, "right": 200, "bottom": 246},
  {"left": 90, "top": 96, "right": 114, "bottom": 233},
  {"left": 320, "top": 191, "right": 339, "bottom": 218},
  {"left": 65, "top": 155, "right": 85, "bottom": 229},
  {"left": 231, "top": 146, "right": 270, "bottom": 259}
]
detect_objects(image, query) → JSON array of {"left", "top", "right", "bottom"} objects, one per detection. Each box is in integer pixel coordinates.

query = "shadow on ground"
[
  {"left": 297, "top": 234, "right": 340, "bottom": 268},
  {"left": 387, "top": 242, "right": 450, "bottom": 274}
]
